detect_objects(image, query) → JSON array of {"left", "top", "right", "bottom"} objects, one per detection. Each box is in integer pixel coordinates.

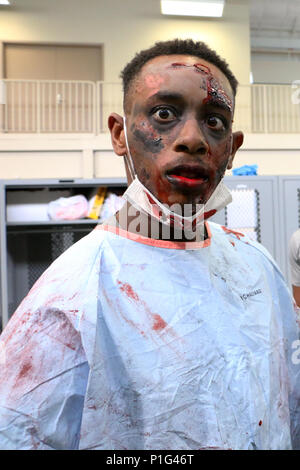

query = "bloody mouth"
[{"left": 165, "top": 165, "right": 209, "bottom": 189}]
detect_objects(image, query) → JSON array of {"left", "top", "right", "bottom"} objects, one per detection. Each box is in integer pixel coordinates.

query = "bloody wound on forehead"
[{"left": 169, "top": 62, "right": 233, "bottom": 112}]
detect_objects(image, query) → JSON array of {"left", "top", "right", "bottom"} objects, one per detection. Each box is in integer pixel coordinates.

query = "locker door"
[{"left": 210, "top": 176, "right": 282, "bottom": 276}]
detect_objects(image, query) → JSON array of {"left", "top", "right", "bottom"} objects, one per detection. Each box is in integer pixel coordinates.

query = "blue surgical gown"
[{"left": 0, "top": 221, "right": 299, "bottom": 450}]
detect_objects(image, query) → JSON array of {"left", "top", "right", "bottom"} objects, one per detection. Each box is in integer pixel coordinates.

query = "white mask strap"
[{"left": 123, "top": 116, "right": 136, "bottom": 181}]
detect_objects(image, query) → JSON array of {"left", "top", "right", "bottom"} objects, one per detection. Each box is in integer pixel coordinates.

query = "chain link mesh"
[
  {"left": 224, "top": 188, "right": 261, "bottom": 243},
  {"left": 26, "top": 228, "right": 88, "bottom": 290}
]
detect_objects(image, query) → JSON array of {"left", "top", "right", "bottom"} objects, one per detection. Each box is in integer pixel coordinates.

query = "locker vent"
[{"left": 224, "top": 188, "right": 261, "bottom": 243}]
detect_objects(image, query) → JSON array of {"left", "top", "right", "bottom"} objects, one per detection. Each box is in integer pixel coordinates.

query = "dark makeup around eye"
[
  {"left": 131, "top": 122, "right": 164, "bottom": 155},
  {"left": 145, "top": 90, "right": 232, "bottom": 138}
]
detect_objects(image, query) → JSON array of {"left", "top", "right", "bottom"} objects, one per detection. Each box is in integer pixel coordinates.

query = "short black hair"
[{"left": 121, "top": 38, "right": 238, "bottom": 110}]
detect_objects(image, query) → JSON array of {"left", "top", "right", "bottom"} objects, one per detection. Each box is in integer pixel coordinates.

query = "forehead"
[{"left": 129, "top": 54, "right": 234, "bottom": 104}]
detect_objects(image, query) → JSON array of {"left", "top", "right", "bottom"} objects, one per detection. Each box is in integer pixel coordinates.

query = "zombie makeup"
[
  {"left": 125, "top": 55, "right": 237, "bottom": 209},
  {"left": 131, "top": 121, "right": 164, "bottom": 154},
  {"left": 168, "top": 62, "right": 233, "bottom": 113}
]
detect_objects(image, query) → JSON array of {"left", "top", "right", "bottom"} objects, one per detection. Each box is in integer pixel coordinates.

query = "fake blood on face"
[
  {"left": 127, "top": 55, "right": 236, "bottom": 212},
  {"left": 170, "top": 61, "right": 233, "bottom": 112},
  {"left": 203, "top": 209, "right": 217, "bottom": 220}
]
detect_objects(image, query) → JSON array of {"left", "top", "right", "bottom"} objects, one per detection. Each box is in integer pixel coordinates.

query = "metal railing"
[
  {"left": 0, "top": 79, "right": 299, "bottom": 134},
  {"left": 1, "top": 79, "right": 96, "bottom": 133},
  {"left": 250, "top": 84, "right": 300, "bottom": 133}
]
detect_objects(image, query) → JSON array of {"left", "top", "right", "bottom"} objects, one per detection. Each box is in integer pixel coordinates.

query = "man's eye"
[
  {"left": 153, "top": 107, "right": 176, "bottom": 122},
  {"left": 206, "top": 116, "right": 226, "bottom": 131}
]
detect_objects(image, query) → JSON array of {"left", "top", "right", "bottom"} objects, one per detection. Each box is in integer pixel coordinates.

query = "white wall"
[
  {"left": 0, "top": 133, "right": 300, "bottom": 180},
  {"left": 0, "top": 0, "right": 251, "bottom": 86},
  {"left": 230, "top": 134, "right": 300, "bottom": 175},
  {"left": 232, "top": 148, "right": 300, "bottom": 175},
  {"left": 6, "top": 0, "right": 296, "bottom": 181},
  {"left": 251, "top": 51, "right": 300, "bottom": 84}
]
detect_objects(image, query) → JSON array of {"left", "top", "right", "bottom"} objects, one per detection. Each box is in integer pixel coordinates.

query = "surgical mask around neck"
[{"left": 122, "top": 117, "right": 232, "bottom": 233}]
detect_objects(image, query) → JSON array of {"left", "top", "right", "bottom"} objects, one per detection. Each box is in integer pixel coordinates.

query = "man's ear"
[
  {"left": 108, "top": 113, "right": 127, "bottom": 156},
  {"left": 227, "top": 131, "right": 244, "bottom": 170}
]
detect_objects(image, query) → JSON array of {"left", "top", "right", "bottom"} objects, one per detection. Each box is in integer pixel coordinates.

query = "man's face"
[{"left": 113, "top": 54, "right": 243, "bottom": 208}]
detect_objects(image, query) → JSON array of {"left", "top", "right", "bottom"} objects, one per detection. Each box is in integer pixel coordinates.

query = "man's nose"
[{"left": 173, "top": 118, "right": 209, "bottom": 155}]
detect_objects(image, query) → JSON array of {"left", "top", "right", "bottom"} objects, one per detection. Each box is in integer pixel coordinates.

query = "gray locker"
[
  {"left": 212, "top": 175, "right": 282, "bottom": 273},
  {"left": 0, "top": 178, "right": 127, "bottom": 330}
]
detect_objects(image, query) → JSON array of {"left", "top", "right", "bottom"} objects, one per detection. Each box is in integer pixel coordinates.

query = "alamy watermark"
[{"left": 118, "top": 201, "right": 206, "bottom": 242}]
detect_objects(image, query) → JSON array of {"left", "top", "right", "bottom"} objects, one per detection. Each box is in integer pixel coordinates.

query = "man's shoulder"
[{"left": 208, "top": 221, "right": 281, "bottom": 274}]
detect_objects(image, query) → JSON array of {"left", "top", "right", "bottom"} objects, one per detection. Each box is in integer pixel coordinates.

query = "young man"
[{"left": 0, "top": 39, "right": 299, "bottom": 450}]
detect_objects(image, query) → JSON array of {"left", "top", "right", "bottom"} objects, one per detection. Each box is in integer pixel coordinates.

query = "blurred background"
[{"left": 0, "top": 0, "right": 299, "bottom": 176}]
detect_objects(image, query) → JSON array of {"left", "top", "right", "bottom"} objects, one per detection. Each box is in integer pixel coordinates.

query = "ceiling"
[
  {"left": 250, "top": 0, "right": 300, "bottom": 37},
  {"left": 249, "top": 0, "right": 300, "bottom": 52},
  {"left": 2, "top": 0, "right": 300, "bottom": 51}
]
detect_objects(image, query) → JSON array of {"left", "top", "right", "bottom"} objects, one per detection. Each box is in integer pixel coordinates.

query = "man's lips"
[
  {"left": 168, "top": 174, "right": 207, "bottom": 185},
  {"left": 165, "top": 165, "right": 209, "bottom": 188}
]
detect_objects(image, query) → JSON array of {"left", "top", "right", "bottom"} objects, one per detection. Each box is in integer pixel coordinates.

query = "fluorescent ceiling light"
[
  {"left": 0, "top": 0, "right": 10, "bottom": 4},
  {"left": 161, "top": 0, "right": 224, "bottom": 17}
]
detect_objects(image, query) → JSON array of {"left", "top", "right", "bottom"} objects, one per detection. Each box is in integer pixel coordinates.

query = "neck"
[{"left": 114, "top": 201, "right": 207, "bottom": 242}]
